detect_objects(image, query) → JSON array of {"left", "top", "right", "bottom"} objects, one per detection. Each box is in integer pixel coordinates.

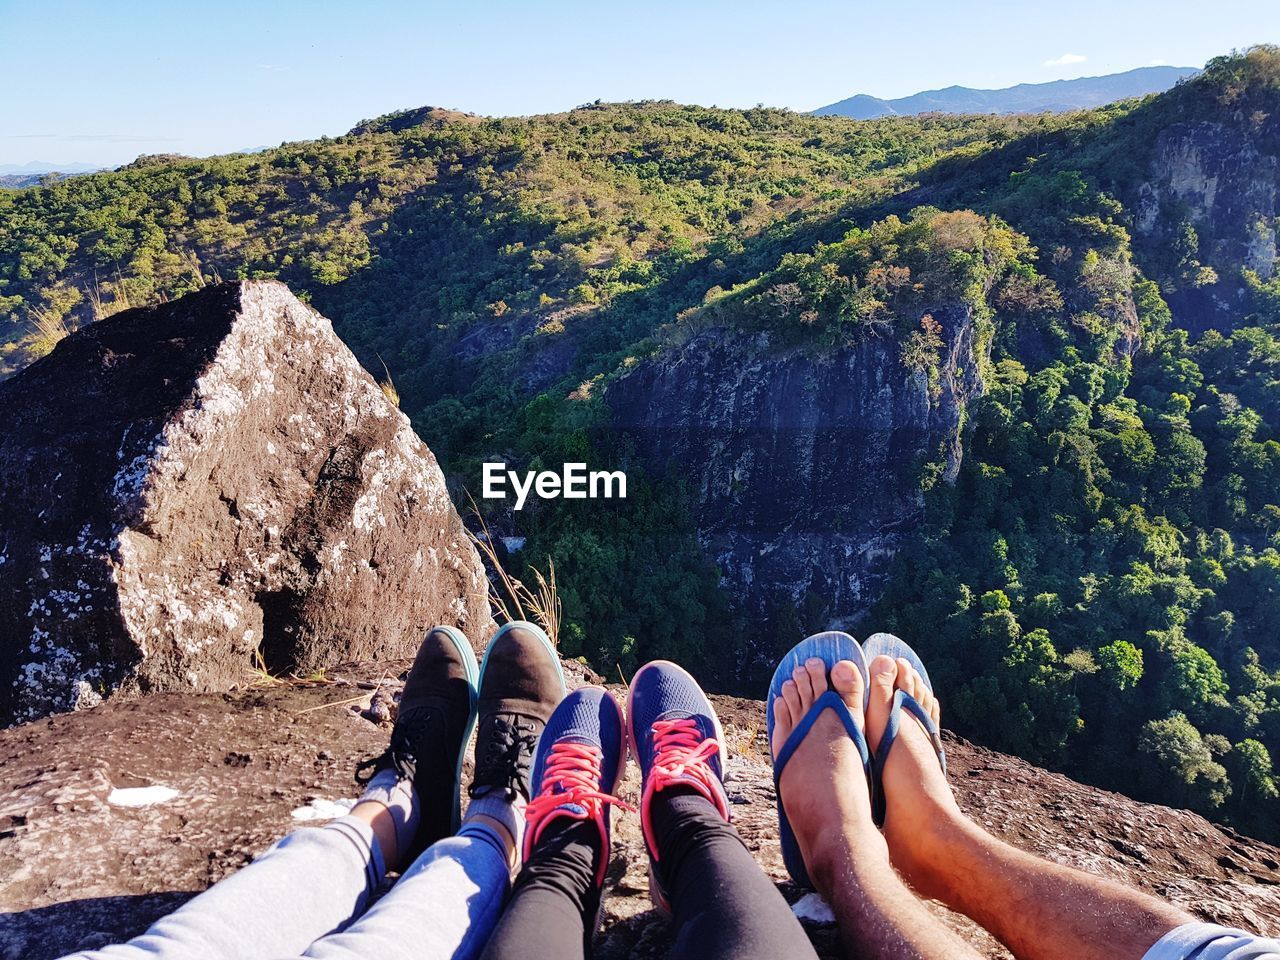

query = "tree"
[
  {"left": 1232, "top": 739, "right": 1278, "bottom": 804},
  {"left": 1137, "top": 713, "right": 1230, "bottom": 810},
  {"left": 1167, "top": 642, "right": 1230, "bottom": 715},
  {"left": 981, "top": 589, "right": 1012, "bottom": 613},
  {"left": 1097, "top": 640, "right": 1144, "bottom": 691},
  {"left": 1063, "top": 648, "right": 1099, "bottom": 678},
  {"left": 900, "top": 314, "right": 945, "bottom": 392}
]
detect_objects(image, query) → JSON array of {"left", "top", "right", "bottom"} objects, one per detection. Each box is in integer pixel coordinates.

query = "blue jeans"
[{"left": 59, "top": 816, "right": 510, "bottom": 960}]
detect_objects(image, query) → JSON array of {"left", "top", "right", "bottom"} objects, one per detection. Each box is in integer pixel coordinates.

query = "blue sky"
[{"left": 1, "top": 0, "right": 1276, "bottom": 167}]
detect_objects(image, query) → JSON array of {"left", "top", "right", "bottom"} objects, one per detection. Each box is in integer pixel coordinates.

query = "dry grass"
[
  {"left": 293, "top": 692, "right": 372, "bottom": 716},
  {"left": 723, "top": 720, "right": 764, "bottom": 757},
  {"left": 467, "top": 494, "right": 561, "bottom": 646},
  {"left": 182, "top": 248, "right": 213, "bottom": 288},
  {"left": 375, "top": 353, "right": 400, "bottom": 407},
  {"left": 246, "top": 649, "right": 289, "bottom": 688},
  {"left": 87, "top": 277, "right": 136, "bottom": 322},
  {"left": 23, "top": 303, "right": 76, "bottom": 358},
  {"left": 246, "top": 649, "right": 339, "bottom": 689}
]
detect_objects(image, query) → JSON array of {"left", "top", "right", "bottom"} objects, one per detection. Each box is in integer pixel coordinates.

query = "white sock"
[
  {"left": 358, "top": 768, "right": 420, "bottom": 861},
  {"left": 464, "top": 790, "right": 527, "bottom": 858}
]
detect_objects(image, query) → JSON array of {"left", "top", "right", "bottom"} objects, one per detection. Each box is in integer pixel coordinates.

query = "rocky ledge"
[{"left": 2, "top": 659, "right": 1277, "bottom": 960}]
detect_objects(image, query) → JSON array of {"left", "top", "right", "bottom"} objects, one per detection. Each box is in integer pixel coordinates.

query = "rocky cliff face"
[
  {"left": 607, "top": 309, "right": 982, "bottom": 628},
  {"left": 1133, "top": 109, "right": 1280, "bottom": 330},
  {"left": 2, "top": 660, "right": 1276, "bottom": 960},
  {"left": 0, "top": 281, "right": 493, "bottom": 725}
]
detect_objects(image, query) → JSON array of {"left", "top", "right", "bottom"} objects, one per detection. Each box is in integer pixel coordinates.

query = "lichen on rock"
[{"left": 0, "top": 280, "right": 493, "bottom": 725}]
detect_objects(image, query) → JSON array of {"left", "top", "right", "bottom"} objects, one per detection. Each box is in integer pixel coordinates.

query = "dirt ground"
[{"left": 3, "top": 658, "right": 1279, "bottom": 959}]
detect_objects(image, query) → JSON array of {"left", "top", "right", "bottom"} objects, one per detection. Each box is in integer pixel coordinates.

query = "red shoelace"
[
  {"left": 524, "top": 739, "right": 633, "bottom": 883},
  {"left": 641, "top": 717, "right": 730, "bottom": 860}
]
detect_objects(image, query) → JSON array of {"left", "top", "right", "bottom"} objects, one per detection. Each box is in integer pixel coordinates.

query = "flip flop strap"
[
  {"left": 871, "top": 689, "right": 947, "bottom": 826},
  {"left": 773, "top": 689, "right": 872, "bottom": 787}
]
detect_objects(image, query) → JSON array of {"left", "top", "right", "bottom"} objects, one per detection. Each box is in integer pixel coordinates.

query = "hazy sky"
[{"left": 2, "top": 0, "right": 1276, "bottom": 167}]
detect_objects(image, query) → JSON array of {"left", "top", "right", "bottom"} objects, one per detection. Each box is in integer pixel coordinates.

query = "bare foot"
[
  {"left": 771, "top": 657, "right": 888, "bottom": 884},
  {"left": 864, "top": 655, "right": 964, "bottom": 897}
]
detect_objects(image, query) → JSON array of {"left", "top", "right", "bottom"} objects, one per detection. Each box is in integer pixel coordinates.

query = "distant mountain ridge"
[
  {"left": 0, "top": 161, "right": 104, "bottom": 190},
  {"left": 0, "top": 161, "right": 102, "bottom": 176},
  {"left": 814, "top": 65, "right": 1199, "bottom": 118}
]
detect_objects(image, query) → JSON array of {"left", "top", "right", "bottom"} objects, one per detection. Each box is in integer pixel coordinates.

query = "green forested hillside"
[{"left": 3, "top": 48, "right": 1280, "bottom": 838}]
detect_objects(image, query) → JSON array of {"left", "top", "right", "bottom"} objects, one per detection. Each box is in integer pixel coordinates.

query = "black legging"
[{"left": 479, "top": 787, "right": 820, "bottom": 960}]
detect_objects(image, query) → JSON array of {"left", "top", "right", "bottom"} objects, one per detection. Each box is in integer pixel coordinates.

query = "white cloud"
[
  {"left": 1044, "top": 53, "right": 1087, "bottom": 67},
  {"left": 1148, "top": 58, "right": 1170, "bottom": 66}
]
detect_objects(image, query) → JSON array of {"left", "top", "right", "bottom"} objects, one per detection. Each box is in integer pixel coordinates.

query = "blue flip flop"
[
  {"left": 862, "top": 633, "right": 946, "bottom": 827},
  {"left": 767, "top": 631, "right": 871, "bottom": 888}
]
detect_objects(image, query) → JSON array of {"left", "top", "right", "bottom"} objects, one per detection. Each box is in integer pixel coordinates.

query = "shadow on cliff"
[{"left": 308, "top": 170, "right": 867, "bottom": 418}]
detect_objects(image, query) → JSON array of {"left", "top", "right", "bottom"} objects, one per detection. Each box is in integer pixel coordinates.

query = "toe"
[
  {"left": 891, "top": 661, "right": 942, "bottom": 729},
  {"left": 781, "top": 677, "right": 804, "bottom": 727},
  {"left": 896, "top": 659, "right": 918, "bottom": 700},
  {"left": 771, "top": 688, "right": 794, "bottom": 757},
  {"left": 865, "top": 655, "right": 898, "bottom": 755},
  {"left": 804, "top": 657, "right": 829, "bottom": 699},
  {"left": 792, "top": 663, "right": 816, "bottom": 706},
  {"left": 831, "top": 660, "right": 864, "bottom": 720},
  {"left": 923, "top": 685, "right": 941, "bottom": 726}
]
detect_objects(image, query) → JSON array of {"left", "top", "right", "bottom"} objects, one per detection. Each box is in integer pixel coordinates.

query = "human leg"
[
  {"left": 630, "top": 660, "right": 820, "bottom": 960},
  {"left": 862, "top": 638, "right": 1201, "bottom": 960},
  {"left": 60, "top": 625, "right": 479, "bottom": 960},
  {"left": 769, "top": 639, "right": 979, "bottom": 960},
  {"left": 304, "top": 620, "right": 567, "bottom": 960},
  {"left": 479, "top": 685, "right": 628, "bottom": 960}
]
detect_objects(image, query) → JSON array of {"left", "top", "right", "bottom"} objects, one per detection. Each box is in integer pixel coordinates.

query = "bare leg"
[
  {"left": 772, "top": 656, "right": 982, "bottom": 960},
  {"left": 350, "top": 799, "right": 406, "bottom": 869},
  {"left": 868, "top": 655, "right": 1191, "bottom": 960}
]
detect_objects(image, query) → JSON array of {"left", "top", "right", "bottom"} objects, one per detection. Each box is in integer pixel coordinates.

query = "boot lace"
[{"left": 470, "top": 714, "right": 539, "bottom": 799}]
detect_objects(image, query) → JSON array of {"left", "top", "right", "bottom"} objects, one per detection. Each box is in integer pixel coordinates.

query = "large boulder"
[{"left": 0, "top": 280, "right": 493, "bottom": 725}]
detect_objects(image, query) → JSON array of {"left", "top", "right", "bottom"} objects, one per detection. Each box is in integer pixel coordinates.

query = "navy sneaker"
[
  {"left": 627, "top": 660, "right": 730, "bottom": 910},
  {"left": 524, "top": 686, "right": 631, "bottom": 888}
]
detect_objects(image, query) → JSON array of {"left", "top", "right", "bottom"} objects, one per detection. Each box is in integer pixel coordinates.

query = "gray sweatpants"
[
  {"left": 59, "top": 815, "right": 510, "bottom": 960},
  {"left": 1144, "top": 923, "right": 1280, "bottom": 960}
]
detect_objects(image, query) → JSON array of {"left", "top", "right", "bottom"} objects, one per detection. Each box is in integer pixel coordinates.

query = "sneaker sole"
[
  {"left": 601, "top": 685, "right": 629, "bottom": 795},
  {"left": 432, "top": 625, "right": 480, "bottom": 835},
  {"left": 647, "top": 861, "right": 672, "bottom": 917}
]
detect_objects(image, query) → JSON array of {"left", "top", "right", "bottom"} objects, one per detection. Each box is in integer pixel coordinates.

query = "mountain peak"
[{"left": 814, "top": 65, "right": 1200, "bottom": 118}]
